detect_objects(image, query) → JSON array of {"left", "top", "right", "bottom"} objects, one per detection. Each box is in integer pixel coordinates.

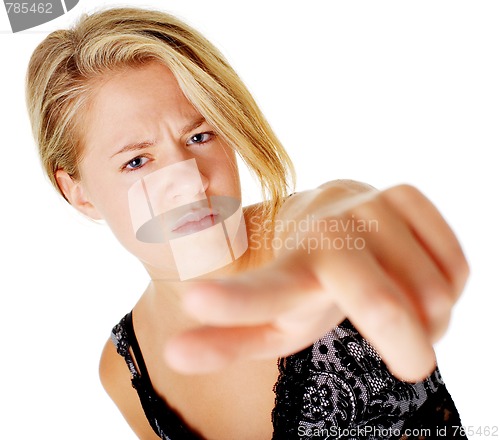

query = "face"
[{"left": 67, "top": 62, "right": 243, "bottom": 279}]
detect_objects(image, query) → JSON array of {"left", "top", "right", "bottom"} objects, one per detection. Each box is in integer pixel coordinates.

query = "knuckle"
[
  {"left": 418, "top": 278, "right": 454, "bottom": 339},
  {"left": 427, "top": 282, "right": 455, "bottom": 315},
  {"left": 460, "top": 257, "right": 471, "bottom": 279},
  {"left": 449, "top": 252, "right": 471, "bottom": 295},
  {"left": 393, "top": 183, "right": 420, "bottom": 197},
  {"left": 350, "top": 199, "right": 383, "bottom": 223},
  {"left": 383, "top": 183, "right": 422, "bottom": 204},
  {"left": 430, "top": 310, "right": 452, "bottom": 343}
]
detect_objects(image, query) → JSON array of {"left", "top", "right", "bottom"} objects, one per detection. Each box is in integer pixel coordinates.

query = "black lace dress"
[{"left": 111, "top": 312, "right": 466, "bottom": 439}]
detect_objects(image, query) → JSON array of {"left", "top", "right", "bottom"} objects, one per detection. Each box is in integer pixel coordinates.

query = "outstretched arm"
[{"left": 165, "top": 180, "right": 469, "bottom": 382}]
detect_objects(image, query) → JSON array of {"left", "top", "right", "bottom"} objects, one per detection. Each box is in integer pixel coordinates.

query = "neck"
[{"left": 135, "top": 203, "right": 273, "bottom": 330}]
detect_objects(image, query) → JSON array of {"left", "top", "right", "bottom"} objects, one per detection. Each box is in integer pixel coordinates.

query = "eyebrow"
[
  {"left": 179, "top": 116, "right": 206, "bottom": 137},
  {"left": 110, "top": 141, "right": 155, "bottom": 159},
  {"left": 110, "top": 117, "right": 207, "bottom": 159}
]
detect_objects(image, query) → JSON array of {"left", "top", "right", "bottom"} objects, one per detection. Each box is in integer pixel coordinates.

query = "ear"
[{"left": 55, "top": 170, "right": 103, "bottom": 220}]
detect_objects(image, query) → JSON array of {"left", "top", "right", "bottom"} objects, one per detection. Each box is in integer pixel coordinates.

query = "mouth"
[{"left": 171, "top": 207, "right": 219, "bottom": 234}]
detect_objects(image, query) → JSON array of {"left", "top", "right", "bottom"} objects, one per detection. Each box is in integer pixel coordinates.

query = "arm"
[
  {"left": 99, "top": 338, "right": 159, "bottom": 440},
  {"left": 165, "top": 180, "right": 469, "bottom": 381}
]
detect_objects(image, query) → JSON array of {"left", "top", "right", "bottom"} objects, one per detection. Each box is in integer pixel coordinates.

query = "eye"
[
  {"left": 122, "top": 156, "right": 150, "bottom": 172},
  {"left": 186, "top": 132, "right": 215, "bottom": 146}
]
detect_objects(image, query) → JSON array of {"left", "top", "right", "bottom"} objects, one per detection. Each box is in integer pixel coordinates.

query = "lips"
[{"left": 171, "top": 207, "right": 219, "bottom": 234}]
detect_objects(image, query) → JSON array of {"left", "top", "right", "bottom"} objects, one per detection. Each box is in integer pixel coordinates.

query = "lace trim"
[
  {"left": 272, "top": 319, "right": 466, "bottom": 439},
  {"left": 272, "top": 347, "right": 313, "bottom": 439},
  {"left": 112, "top": 316, "right": 466, "bottom": 440}
]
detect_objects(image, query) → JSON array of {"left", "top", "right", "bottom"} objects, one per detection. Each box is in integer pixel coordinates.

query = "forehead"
[
  {"left": 91, "top": 62, "right": 184, "bottom": 106},
  {"left": 82, "top": 62, "right": 200, "bottom": 154}
]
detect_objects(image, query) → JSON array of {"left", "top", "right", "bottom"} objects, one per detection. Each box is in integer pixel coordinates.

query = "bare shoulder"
[
  {"left": 99, "top": 338, "right": 159, "bottom": 440},
  {"left": 243, "top": 201, "right": 267, "bottom": 220},
  {"left": 242, "top": 201, "right": 273, "bottom": 234}
]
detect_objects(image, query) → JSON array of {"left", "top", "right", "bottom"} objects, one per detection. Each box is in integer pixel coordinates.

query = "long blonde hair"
[{"left": 26, "top": 7, "right": 295, "bottom": 220}]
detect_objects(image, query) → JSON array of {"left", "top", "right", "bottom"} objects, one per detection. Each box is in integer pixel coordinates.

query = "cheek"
[
  {"left": 89, "top": 183, "right": 136, "bottom": 242},
  {"left": 100, "top": 192, "right": 178, "bottom": 269},
  {"left": 79, "top": 165, "right": 178, "bottom": 270},
  {"left": 206, "top": 149, "right": 240, "bottom": 196}
]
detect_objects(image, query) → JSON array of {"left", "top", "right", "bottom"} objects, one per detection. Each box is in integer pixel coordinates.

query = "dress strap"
[
  {"left": 113, "top": 312, "right": 204, "bottom": 439},
  {"left": 123, "top": 311, "right": 155, "bottom": 391}
]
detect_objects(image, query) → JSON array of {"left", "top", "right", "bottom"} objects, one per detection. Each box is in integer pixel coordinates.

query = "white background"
[{"left": 1, "top": 1, "right": 499, "bottom": 438}]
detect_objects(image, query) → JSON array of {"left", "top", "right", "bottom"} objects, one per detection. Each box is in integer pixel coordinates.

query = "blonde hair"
[{"left": 26, "top": 7, "right": 295, "bottom": 220}]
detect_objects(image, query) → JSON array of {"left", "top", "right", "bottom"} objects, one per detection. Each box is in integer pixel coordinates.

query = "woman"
[{"left": 26, "top": 7, "right": 469, "bottom": 439}]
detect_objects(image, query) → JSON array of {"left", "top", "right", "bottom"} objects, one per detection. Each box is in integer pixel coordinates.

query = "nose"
[
  {"left": 169, "top": 168, "right": 209, "bottom": 201},
  {"left": 142, "top": 158, "right": 209, "bottom": 214},
  {"left": 128, "top": 158, "right": 210, "bottom": 237}
]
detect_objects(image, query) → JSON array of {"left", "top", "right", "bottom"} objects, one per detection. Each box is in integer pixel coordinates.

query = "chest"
[{"left": 147, "top": 356, "right": 280, "bottom": 439}]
